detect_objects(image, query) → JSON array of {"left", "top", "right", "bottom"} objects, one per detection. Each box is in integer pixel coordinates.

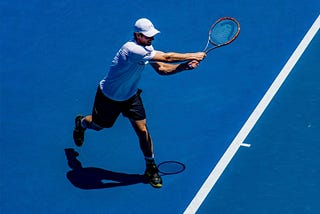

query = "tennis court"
[
  {"left": 197, "top": 24, "right": 320, "bottom": 214},
  {"left": 1, "top": 0, "right": 319, "bottom": 213}
]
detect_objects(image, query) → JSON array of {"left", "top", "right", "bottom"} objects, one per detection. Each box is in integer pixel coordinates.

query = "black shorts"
[{"left": 92, "top": 86, "right": 146, "bottom": 128}]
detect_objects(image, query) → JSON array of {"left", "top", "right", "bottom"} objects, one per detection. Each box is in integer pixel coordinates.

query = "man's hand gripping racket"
[{"left": 187, "top": 17, "right": 240, "bottom": 69}]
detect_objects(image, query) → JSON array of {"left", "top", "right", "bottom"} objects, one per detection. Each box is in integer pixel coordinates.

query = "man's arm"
[
  {"left": 150, "top": 60, "right": 200, "bottom": 75},
  {"left": 152, "top": 51, "right": 206, "bottom": 62}
]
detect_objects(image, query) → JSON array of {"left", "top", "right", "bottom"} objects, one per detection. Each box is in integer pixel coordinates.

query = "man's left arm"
[{"left": 150, "top": 60, "right": 200, "bottom": 75}]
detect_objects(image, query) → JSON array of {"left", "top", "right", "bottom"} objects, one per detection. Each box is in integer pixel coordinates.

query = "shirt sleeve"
[
  {"left": 146, "top": 49, "right": 157, "bottom": 60},
  {"left": 127, "top": 43, "right": 156, "bottom": 63}
]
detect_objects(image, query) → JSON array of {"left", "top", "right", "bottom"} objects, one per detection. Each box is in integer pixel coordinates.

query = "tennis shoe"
[
  {"left": 144, "top": 163, "right": 162, "bottom": 188},
  {"left": 73, "top": 115, "right": 86, "bottom": 147}
]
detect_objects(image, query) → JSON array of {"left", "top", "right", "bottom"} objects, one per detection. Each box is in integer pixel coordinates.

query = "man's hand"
[
  {"left": 193, "top": 52, "right": 206, "bottom": 61},
  {"left": 186, "top": 60, "right": 200, "bottom": 70}
]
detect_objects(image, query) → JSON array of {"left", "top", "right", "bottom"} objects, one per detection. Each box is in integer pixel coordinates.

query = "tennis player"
[{"left": 73, "top": 18, "right": 206, "bottom": 188}]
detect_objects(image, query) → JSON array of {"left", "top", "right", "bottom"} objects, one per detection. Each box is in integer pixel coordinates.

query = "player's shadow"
[{"left": 64, "top": 148, "right": 147, "bottom": 189}]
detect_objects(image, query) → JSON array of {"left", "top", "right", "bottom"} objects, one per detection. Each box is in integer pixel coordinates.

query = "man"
[{"left": 73, "top": 18, "right": 206, "bottom": 188}]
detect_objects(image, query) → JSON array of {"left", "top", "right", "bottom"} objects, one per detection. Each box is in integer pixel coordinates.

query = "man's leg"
[
  {"left": 73, "top": 115, "right": 102, "bottom": 147},
  {"left": 81, "top": 115, "right": 103, "bottom": 130},
  {"left": 130, "top": 119, "right": 153, "bottom": 158},
  {"left": 130, "top": 119, "right": 162, "bottom": 188}
]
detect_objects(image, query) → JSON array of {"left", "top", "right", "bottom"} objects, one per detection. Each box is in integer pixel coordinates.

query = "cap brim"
[{"left": 141, "top": 28, "right": 160, "bottom": 37}]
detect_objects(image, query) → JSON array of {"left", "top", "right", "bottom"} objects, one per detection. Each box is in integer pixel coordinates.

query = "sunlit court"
[{"left": 1, "top": 1, "right": 319, "bottom": 213}]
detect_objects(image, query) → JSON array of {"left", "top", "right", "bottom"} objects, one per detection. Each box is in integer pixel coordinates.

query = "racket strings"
[{"left": 210, "top": 20, "right": 239, "bottom": 45}]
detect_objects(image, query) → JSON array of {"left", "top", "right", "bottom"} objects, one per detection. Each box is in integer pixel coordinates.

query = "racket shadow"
[
  {"left": 64, "top": 148, "right": 147, "bottom": 190},
  {"left": 157, "top": 160, "right": 186, "bottom": 176}
]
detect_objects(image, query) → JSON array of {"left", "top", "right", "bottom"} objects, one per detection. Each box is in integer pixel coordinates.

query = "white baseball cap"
[{"left": 134, "top": 18, "right": 160, "bottom": 37}]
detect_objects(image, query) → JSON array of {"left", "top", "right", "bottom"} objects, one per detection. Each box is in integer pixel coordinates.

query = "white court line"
[{"left": 184, "top": 15, "right": 320, "bottom": 214}]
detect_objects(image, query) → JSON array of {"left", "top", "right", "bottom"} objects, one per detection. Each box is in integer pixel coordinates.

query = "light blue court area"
[{"left": 1, "top": 0, "right": 319, "bottom": 213}]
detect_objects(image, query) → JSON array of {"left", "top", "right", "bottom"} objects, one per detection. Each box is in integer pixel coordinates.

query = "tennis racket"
[{"left": 203, "top": 17, "right": 240, "bottom": 53}]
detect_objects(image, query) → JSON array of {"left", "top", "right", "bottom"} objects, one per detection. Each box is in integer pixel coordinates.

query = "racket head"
[
  {"left": 209, "top": 17, "right": 240, "bottom": 46},
  {"left": 205, "top": 17, "right": 240, "bottom": 53},
  {"left": 157, "top": 161, "right": 186, "bottom": 175}
]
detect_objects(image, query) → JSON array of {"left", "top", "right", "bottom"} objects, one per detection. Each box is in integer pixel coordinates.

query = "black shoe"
[
  {"left": 73, "top": 115, "right": 86, "bottom": 147},
  {"left": 144, "top": 163, "right": 162, "bottom": 188}
]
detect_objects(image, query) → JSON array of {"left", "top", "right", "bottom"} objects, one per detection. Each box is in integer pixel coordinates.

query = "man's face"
[{"left": 136, "top": 33, "right": 154, "bottom": 46}]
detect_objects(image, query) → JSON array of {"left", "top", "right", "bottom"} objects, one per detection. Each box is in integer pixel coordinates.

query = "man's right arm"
[{"left": 152, "top": 51, "right": 206, "bottom": 63}]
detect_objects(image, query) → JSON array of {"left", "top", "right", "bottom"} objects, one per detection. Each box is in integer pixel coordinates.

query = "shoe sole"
[
  {"left": 73, "top": 115, "right": 85, "bottom": 147},
  {"left": 149, "top": 182, "right": 162, "bottom": 188}
]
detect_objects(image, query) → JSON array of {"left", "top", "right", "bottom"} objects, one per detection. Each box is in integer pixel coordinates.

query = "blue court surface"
[{"left": 1, "top": 1, "right": 319, "bottom": 213}]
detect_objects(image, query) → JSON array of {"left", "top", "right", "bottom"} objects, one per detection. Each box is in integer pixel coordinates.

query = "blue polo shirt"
[{"left": 100, "top": 39, "right": 156, "bottom": 101}]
